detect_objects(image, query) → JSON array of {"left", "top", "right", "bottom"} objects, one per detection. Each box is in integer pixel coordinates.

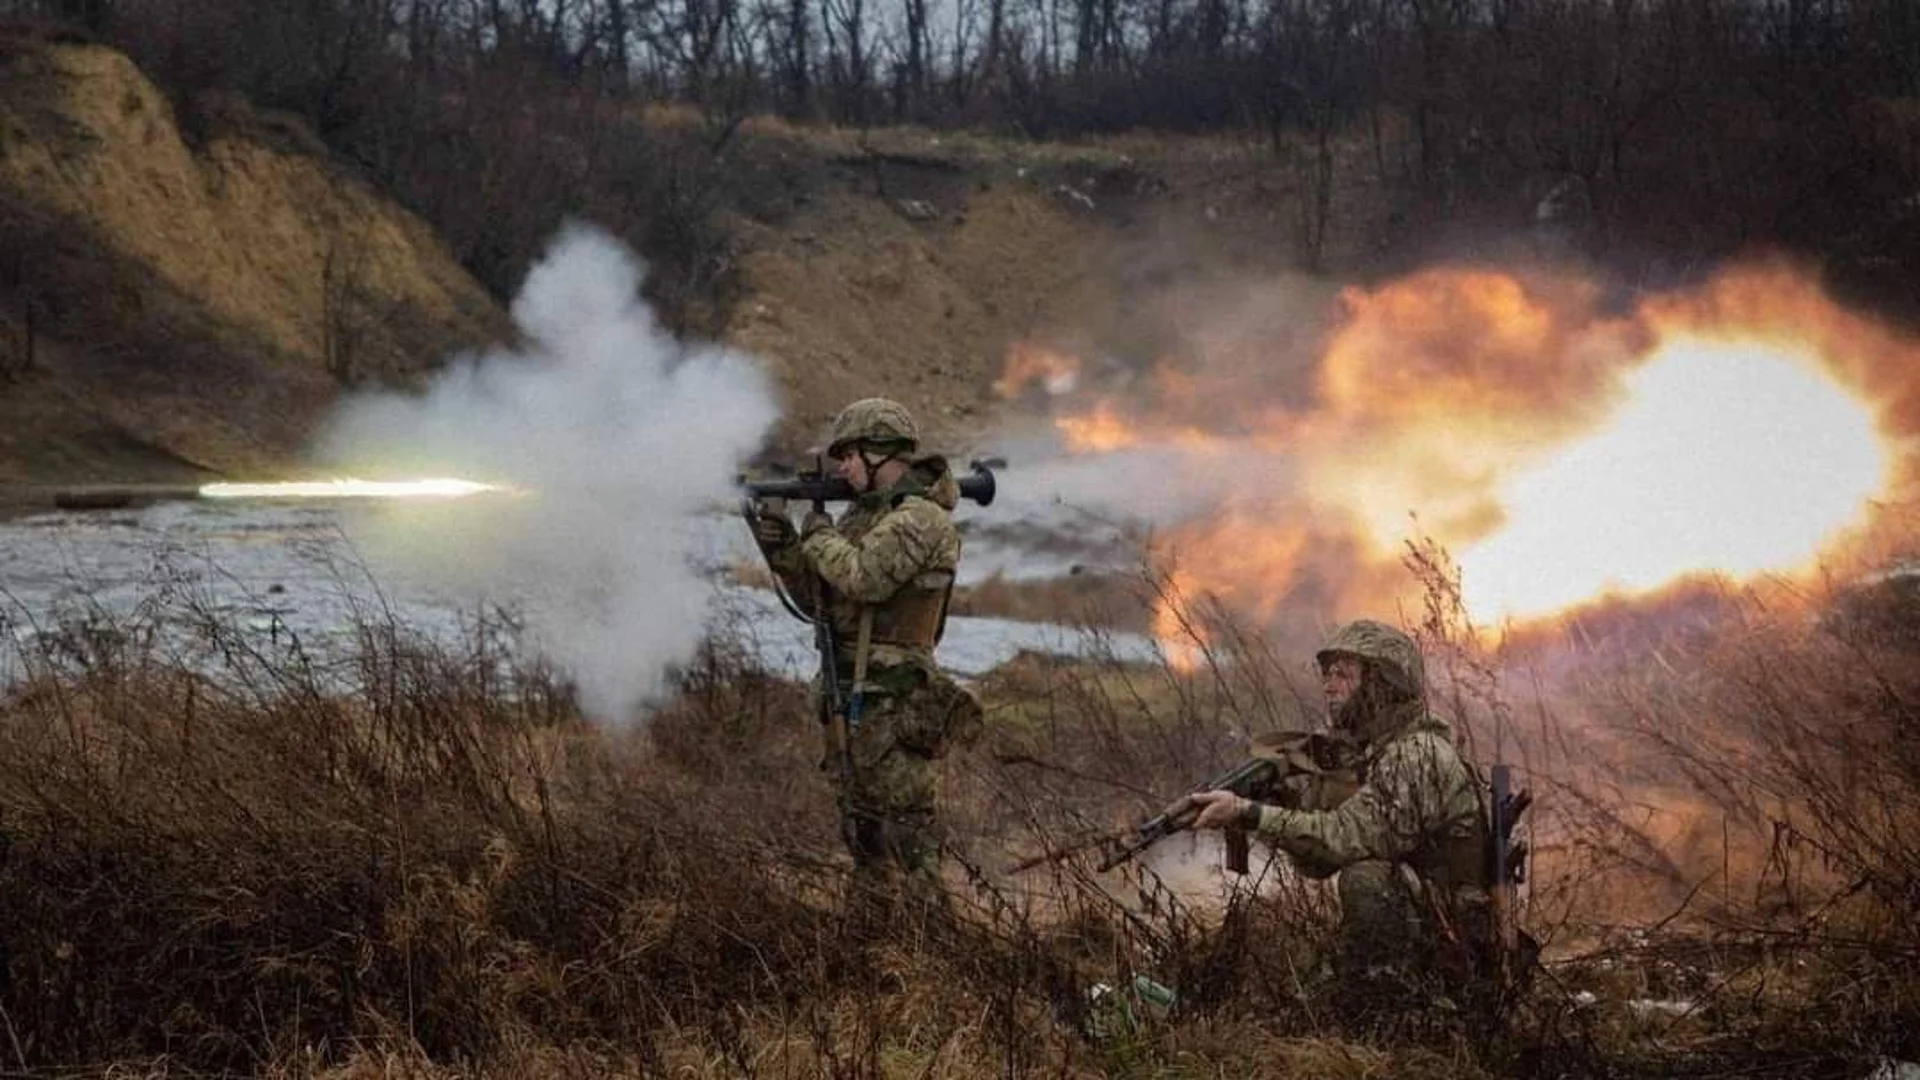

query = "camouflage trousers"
[
  {"left": 819, "top": 665, "right": 960, "bottom": 923},
  {"left": 1331, "top": 860, "right": 1497, "bottom": 1022}
]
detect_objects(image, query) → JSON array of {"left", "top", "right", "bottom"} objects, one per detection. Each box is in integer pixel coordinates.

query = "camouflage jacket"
[
  {"left": 761, "top": 455, "right": 963, "bottom": 673},
  {"left": 1252, "top": 701, "right": 1489, "bottom": 895}
]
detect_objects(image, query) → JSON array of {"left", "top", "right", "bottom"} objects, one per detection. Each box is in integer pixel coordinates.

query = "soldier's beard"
[
  {"left": 1331, "top": 692, "right": 1369, "bottom": 734},
  {"left": 1332, "top": 679, "right": 1414, "bottom": 743}
]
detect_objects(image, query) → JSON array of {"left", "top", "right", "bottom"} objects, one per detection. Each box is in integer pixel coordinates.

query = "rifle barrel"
[
  {"left": 1092, "top": 755, "right": 1285, "bottom": 873},
  {"left": 1095, "top": 805, "right": 1193, "bottom": 872}
]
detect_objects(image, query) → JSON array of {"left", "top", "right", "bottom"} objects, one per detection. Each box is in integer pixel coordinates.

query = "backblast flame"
[
  {"left": 993, "top": 342, "right": 1083, "bottom": 399},
  {"left": 200, "top": 478, "right": 508, "bottom": 499},
  {"left": 1018, "top": 259, "right": 1908, "bottom": 654}
]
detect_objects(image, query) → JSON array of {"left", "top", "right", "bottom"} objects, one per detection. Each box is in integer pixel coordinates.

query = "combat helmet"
[
  {"left": 1316, "top": 619, "right": 1424, "bottom": 699},
  {"left": 827, "top": 397, "right": 919, "bottom": 459}
]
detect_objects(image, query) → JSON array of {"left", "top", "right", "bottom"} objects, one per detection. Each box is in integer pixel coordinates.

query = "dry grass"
[
  {"left": 0, "top": 557, "right": 1915, "bottom": 1077},
  {"left": 1400, "top": 539, "right": 1920, "bottom": 1075}
]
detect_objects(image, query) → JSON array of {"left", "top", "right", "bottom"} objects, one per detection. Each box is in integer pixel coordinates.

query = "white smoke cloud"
[
  {"left": 994, "top": 435, "right": 1300, "bottom": 527},
  {"left": 979, "top": 274, "right": 1332, "bottom": 533},
  {"left": 313, "top": 221, "right": 780, "bottom": 721}
]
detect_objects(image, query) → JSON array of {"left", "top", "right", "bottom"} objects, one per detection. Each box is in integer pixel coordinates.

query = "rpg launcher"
[{"left": 740, "top": 458, "right": 999, "bottom": 508}]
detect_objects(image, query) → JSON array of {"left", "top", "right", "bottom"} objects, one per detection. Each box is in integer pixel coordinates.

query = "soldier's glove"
[
  {"left": 800, "top": 508, "right": 834, "bottom": 539},
  {"left": 749, "top": 501, "right": 797, "bottom": 548}
]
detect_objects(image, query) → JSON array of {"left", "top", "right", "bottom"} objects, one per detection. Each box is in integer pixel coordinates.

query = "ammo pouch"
[
  {"left": 833, "top": 663, "right": 984, "bottom": 759},
  {"left": 1402, "top": 826, "right": 1494, "bottom": 892},
  {"left": 890, "top": 664, "right": 983, "bottom": 757},
  {"left": 1253, "top": 730, "right": 1361, "bottom": 813},
  {"left": 924, "top": 669, "right": 984, "bottom": 752}
]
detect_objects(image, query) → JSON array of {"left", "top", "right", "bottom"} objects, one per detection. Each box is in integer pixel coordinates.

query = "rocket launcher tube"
[{"left": 740, "top": 459, "right": 997, "bottom": 507}]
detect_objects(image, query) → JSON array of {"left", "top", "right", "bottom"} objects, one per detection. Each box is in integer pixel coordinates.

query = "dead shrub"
[{"left": 6, "top": 552, "right": 1916, "bottom": 1075}]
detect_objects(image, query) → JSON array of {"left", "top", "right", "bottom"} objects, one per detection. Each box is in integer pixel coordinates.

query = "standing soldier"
[
  {"left": 746, "top": 398, "right": 981, "bottom": 922},
  {"left": 1178, "top": 619, "right": 1503, "bottom": 1021}
]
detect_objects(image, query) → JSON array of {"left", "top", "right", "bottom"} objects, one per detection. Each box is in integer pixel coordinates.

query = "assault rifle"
[
  {"left": 815, "top": 573, "right": 861, "bottom": 850},
  {"left": 1005, "top": 730, "right": 1358, "bottom": 875},
  {"left": 739, "top": 457, "right": 1000, "bottom": 507}
]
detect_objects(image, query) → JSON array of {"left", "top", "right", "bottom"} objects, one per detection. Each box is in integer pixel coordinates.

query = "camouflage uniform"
[
  {"left": 1248, "top": 620, "right": 1495, "bottom": 1012},
  {"left": 754, "top": 399, "right": 981, "bottom": 913}
]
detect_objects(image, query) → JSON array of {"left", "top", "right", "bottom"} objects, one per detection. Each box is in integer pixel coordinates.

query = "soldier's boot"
[
  {"left": 838, "top": 812, "right": 896, "bottom": 947},
  {"left": 1462, "top": 925, "right": 1541, "bottom": 1033},
  {"left": 883, "top": 807, "right": 953, "bottom": 945},
  {"left": 837, "top": 807, "right": 950, "bottom": 946}
]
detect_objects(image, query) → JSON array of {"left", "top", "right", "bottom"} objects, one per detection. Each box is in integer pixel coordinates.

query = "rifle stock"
[{"left": 1489, "top": 764, "right": 1533, "bottom": 958}]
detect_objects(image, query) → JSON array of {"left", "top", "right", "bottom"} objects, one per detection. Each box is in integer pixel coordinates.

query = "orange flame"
[
  {"left": 1020, "top": 260, "right": 1911, "bottom": 656},
  {"left": 1150, "top": 516, "right": 1315, "bottom": 670},
  {"left": 1055, "top": 401, "right": 1228, "bottom": 455},
  {"left": 992, "top": 341, "right": 1083, "bottom": 399},
  {"left": 1056, "top": 401, "right": 1145, "bottom": 453}
]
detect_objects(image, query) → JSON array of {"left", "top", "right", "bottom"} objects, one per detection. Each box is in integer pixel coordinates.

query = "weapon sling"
[
  {"left": 826, "top": 607, "right": 875, "bottom": 848},
  {"left": 849, "top": 606, "right": 875, "bottom": 728}
]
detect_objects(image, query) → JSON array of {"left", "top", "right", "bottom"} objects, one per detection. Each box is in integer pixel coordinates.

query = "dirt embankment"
[
  {"left": 0, "top": 37, "right": 1342, "bottom": 483},
  {"left": 0, "top": 36, "right": 508, "bottom": 483},
  {"left": 727, "top": 168, "right": 1092, "bottom": 459}
]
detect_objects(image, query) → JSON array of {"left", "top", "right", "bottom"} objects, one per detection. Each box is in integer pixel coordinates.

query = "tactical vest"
[
  {"left": 1253, "top": 730, "right": 1362, "bottom": 812},
  {"left": 863, "top": 568, "right": 954, "bottom": 650},
  {"left": 830, "top": 478, "right": 957, "bottom": 661},
  {"left": 1352, "top": 738, "right": 1494, "bottom": 892},
  {"left": 1410, "top": 819, "right": 1494, "bottom": 892}
]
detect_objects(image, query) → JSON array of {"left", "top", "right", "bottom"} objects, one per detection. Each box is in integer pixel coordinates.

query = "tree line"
[
  {"left": 5, "top": 0, "right": 1919, "bottom": 319},
  {"left": 24, "top": 0, "right": 1919, "bottom": 138}
]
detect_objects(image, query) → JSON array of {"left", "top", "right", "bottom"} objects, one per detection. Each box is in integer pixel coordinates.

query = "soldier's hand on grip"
[
  {"left": 800, "top": 508, "right": 834, "bottom": 538},
  {"left": 1189, "top": 790, "right": 1254, "bottom": 830},
  {"left": 749, "top": 501, "right": 797, "bottom": 547}
]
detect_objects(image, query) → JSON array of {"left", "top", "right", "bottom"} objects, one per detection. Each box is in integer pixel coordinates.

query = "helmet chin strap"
[{"left": 853, "top": 444, "right": 904, "bottom": 493}]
